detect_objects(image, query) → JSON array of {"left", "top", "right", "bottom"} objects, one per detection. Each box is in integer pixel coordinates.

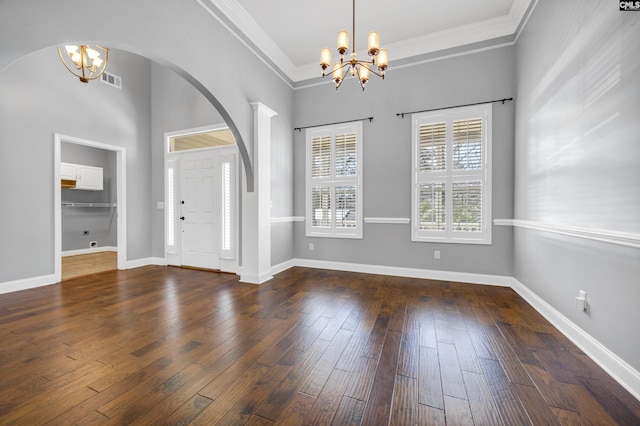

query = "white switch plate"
[
  {"left": 575, "top": 290, "right": 587, "bottom": 311},
  {"left": 434, "top": 250, "right": 440, "bottom": 260}
]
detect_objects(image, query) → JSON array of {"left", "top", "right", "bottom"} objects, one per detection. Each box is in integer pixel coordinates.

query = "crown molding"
[{"left": 202, "top": 0, "right": 532, "bottom": 84}]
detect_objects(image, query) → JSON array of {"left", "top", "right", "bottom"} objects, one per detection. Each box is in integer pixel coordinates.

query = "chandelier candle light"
[
  {"left": 57, "top": 45, "right": 109, "bottom": 83},
  {"left": 320, "top": 0, "right": 388, "bottom": 91}
]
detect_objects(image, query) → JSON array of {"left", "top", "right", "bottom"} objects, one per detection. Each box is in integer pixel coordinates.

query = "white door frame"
[
  {"left": 164, "top": 124, "right": 239, "bottom": 272},
  {"left": 54, "top": 134, "right": 127, "bottom": 282}
]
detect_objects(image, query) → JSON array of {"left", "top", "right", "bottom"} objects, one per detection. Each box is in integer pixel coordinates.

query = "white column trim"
[{"left": 240, "top": 102, "right": 277, "bottom": 284}]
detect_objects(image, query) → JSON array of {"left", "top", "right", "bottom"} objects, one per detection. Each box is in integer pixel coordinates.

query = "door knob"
[{"left": 180, "top": 216, "right": 185, "bottom": 220}]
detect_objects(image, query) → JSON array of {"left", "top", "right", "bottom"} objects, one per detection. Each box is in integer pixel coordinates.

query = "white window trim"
[
  {"left": 411, "top": 104, "right": 492, "bottom": 245},
  {"left": 305, "top": 121, "right": 363, "bottom": 239}
]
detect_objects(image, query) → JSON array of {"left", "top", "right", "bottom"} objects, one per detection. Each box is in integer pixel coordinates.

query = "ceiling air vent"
[{"left": 100, "top": 71, "right": 122, "bottom": 89}]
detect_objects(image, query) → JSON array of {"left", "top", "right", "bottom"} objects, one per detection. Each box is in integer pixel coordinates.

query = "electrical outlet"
[
  {"left": 434, "top": 250, "right": 440, "bottom": 260},
  {"left": 309, "top": 243, "right": 314, "bottom": 251},
  {"left": 83, "top": 230, "right": 89, "bottom": 236}
]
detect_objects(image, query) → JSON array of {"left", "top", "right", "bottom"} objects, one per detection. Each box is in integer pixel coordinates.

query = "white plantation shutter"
[
  {"left": 335, "top": 185, "right": 357, "bottom": 228},
  {"left": 311, "top": 135, "right": 331, "bottom": 178},
  {"left": 419, "top": 122, "right": 446, "bottom": 172},
  {"left": 306, "top": 122, "right": 363, "bottom": 238},
  {"left": 220, "top": 162, "right": 231, "bottom": 251},
  {"left": 219, "top": 152, "right": 236, "bottom": 259},
  {"left": 452, "top": 181, "right": 482, "bottom": 232},
  {"left": 453, "top": 118, "right": 482, "bottom": 170},
  {"left": 419, "top": 183, "right": 446, "bottom": 231},
  {"left": 335, "top": 132, "right": 357, "bottom": 177},
  {"left": 412, "top": 104, "right": 491, "bottom": 244},
  {"left": 311, "top": 186, "right": 331, "bottom": 227}
]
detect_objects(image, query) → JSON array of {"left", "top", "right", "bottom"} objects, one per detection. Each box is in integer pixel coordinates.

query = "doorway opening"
[
  {"left": 164, "top": 125, "right": 239, "bottom": 273},
  {"left": 54, "top": 134, "right": 127, "bottom": 282}
]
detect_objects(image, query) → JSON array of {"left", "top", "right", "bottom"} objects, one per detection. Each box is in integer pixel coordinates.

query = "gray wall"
[
  {"left": 0, "top": 47, "right": 151, "bottom": 283},
  {"left": 149, "top": 62, "right": 225, "bottom": 259},
  {"left": 292, "top": 46, "right": 515, "bottom": 276},
  {"left": 514, "top": 1, "right": 640, "bottom": 371},
  {"left": 61, "top": 143, "right": 117, "bottom": 251},
  {"left": 0, "top": 1, "right": 295, "bottom": 284}
]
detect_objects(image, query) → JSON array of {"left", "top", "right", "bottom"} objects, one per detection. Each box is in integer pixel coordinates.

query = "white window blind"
[
  {"left": 219, "top": 152, "right": 236, "bottom": 259},
  {"left": 412, "top": 104, "right": 492, "bottom": 244},
  {"left": 167, "top": 167, "right": 176, "bottom": 248},
  {"left": 221, "top": 162, "right": 231, "bottom": 251},
  {"left": 306, "top": 121, "right": 363, "bottom": 238}
]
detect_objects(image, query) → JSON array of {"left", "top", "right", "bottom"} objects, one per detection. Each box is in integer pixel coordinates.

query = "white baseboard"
[
  {"left": 271, "top": 259, "right": 297, "bottom": 276},
  {"left": 126, "top": 257, "right": 166, "bottom": 269},
  {"left": 239, "top": 269, "right": 274, "bottom": 285},
  {"left": 0, "top": 274, "right": 57, "bottom": 295},
  {"left": 510, "top": 278, "right": 640, "bottom": 401},
  {"left": 62, "top": 246, "right": 118, "bottom": 257},
  {"left": 272, "top": 258, "right": 512, "bottom": 287}
]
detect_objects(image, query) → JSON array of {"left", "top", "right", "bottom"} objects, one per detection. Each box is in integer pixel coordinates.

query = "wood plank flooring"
[
  {"left": 0, "top": 266, "right": 638, "bottom": 425},
  {"left": 62, "top": 251, "right": 117, "bottom": 280}
]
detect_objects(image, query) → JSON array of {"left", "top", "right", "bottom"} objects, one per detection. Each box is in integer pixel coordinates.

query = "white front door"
[{"left": 180, "top": 150, "right": 220, "bottom": 270}]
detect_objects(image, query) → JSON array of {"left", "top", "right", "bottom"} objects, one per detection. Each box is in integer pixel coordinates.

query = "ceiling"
[{"left": 204, "top": 0, "right": 532, "bottom": 84}]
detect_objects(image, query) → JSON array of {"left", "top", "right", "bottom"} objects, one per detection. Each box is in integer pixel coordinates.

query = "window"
[
  {"left": 411, "top": 104, "right": 492, "bottom": 244},
  {"left": 219, "top": 151, "right": 236, "bottom": 259},
  {"left": 306, "top": 121, "right": 363, "bottom": 238}
]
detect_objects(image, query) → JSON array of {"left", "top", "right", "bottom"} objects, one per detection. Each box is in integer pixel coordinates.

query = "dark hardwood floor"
[{"left": 0, "top": 266, "right": 638, "bottom": 425}]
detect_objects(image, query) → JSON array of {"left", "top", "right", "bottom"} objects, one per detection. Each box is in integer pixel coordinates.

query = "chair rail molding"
[{"left": 494, "top": 219, "right": 640, "bottom": 249}]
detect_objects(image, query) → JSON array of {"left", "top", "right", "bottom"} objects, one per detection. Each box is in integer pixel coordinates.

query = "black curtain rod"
[
  {"left": 396, "top": 98, "right": 514, "bottom": 118},
  {"left": 294, "top": 117, "right": 373, "bottom": 132}
]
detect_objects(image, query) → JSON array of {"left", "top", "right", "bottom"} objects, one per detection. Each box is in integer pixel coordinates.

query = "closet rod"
[{"left": 62, "top": 202, "right": 116, "bottom": 208}]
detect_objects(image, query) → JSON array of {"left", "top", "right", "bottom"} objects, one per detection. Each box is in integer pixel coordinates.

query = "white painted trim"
[
  {"left": 510, "top": 278, "right": 640, "bottom": 401},
  {"left": 271, "top": 216, "right": 305, "bottom": 223},
  {"left": 201, "top": 0, "right": 532, "bottom": 83},
  {"left": 494, "top": 219, "right": 640, "bottom": 249},
  {"left": 271, "top": 259, "right": 297, "bottom": 276},
  {"left": 239, "top": 270, "right": 273, "bottom": 285},
  {"left": 196, "top": 0, "right": 295, "bottom": 88},
  {"left": 0, "top": 275, "right": 57, "bottom": 295},
  {"left": 364, "top": 217, "right": 411, "bottom": 224},
  {"left": 296, "top": 41, "right": 516, "bottom": 90},
  {"left": 62, "top": 246, "right": 118, "bottom": 257},
  {"left": 164, "top": 123, "right": 230, "bottom": 146},
  {"left": 271, "top": 258, "right": 512, "bottom": 287},
  {"left": 126, "top": 257, "right": 167, "bottom": 269},
  {"left": 514, "top": 0, "right": 539, "bottom": 43},
  {"left": 240, "top": 102, "right": 277, "bottom": 286}
]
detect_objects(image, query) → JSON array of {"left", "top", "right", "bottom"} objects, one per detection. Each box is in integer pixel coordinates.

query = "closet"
[{"left": 60, "top": 142, "right": 117, "bottom": 279}]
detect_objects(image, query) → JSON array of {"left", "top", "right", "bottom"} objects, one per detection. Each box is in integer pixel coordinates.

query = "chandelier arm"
[
  {"left": 355, "top": 61, "right": 384, "bottom": 78},
  {"left": 57, "top": 47, "right": 79, "bottom": 75},
  {"left": 334, "top": 62, "right": 352, "bottom": 73},
  {"left": 89, "top": 48, "right": 109, "bottom": 82}
]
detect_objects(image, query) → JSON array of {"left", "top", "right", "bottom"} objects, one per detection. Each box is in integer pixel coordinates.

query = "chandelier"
[
  {"left": 320, "top": 0, "right": 388, "bottom": 91},
  {"left": 57, "top": 45, "right": 109, "bottom": 83}
]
